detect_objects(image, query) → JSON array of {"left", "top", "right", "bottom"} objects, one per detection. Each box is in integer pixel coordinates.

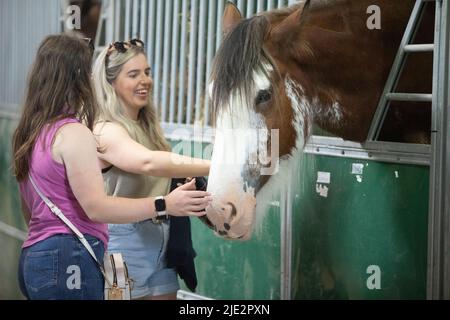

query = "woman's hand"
[{"left": 165, "top": 178, "right": 212, "bottom": 217}]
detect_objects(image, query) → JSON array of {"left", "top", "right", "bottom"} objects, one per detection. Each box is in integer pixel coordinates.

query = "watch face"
[{"left": 155, "top": 198, "right": 166, "bottom": 212}]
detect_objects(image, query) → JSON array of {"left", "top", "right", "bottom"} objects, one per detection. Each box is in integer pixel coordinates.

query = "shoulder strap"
[{"left": 28, "top": 173, "right": 112, "bottom": 287}]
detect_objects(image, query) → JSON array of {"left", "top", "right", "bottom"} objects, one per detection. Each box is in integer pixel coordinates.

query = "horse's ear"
[
  {"left": 269, "top": 0, "right": 310, "bottom": 43},
  {"left": 223, "top": 2, "right": 243, "bottom": 36}
]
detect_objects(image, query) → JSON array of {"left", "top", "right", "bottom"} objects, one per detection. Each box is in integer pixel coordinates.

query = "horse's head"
[
  {"left": 205, "top": 2, "right": 312, "bottom": 240},
  {"left": 205, "top": 0, "right": 430, "bottom": 240}
]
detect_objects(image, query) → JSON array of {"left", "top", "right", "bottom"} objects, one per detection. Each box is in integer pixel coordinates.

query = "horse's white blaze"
[
  {"left": 207, "top": 108, "right": 261, "bottom": 239},
  {"left": 254, "top": 70, "right": 271, "bottom": 91},
  {"left": 208, "top": 108, "right": 265, "bottom": 197},
  {"left": 206, "top": 68, "right": 273, "bottom": 239}
]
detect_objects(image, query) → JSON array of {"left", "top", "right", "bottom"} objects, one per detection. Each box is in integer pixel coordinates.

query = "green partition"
[
  {"left": 0, "top": 117, "right": 25, "bottom": 299},
  {"left": 0, "top": 232, "right": 24, "bottom": 299},
  {"left": 191, "top": 205, "right": 282, "bottom": 299},
  {"left": 291, "top": 155, "right": 429, "bottom": 299},
  {"left": 185, "top": 145, "right": 428, "bottom": 299}
]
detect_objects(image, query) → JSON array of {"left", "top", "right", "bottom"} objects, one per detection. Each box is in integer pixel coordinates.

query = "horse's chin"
[
  {"left": 206, "top": 210, "right": 255, "bottom": 241},
  {"left": 215, "top": 230, "right": 253, "bottom": 241}
]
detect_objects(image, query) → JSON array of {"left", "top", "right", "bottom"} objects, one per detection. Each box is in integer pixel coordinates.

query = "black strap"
[{"left": 102, "top": 165, "right": 114, "bottom": 174}]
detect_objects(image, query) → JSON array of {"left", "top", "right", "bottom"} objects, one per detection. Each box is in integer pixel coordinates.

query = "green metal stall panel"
[
  {"left": 191, "top": 205, "right": 282, "bottom": 300},
  {"left": 0, "top": 117, "right": 26, "bottom": 299},
  {"left": 292, "top": 154, "right": 429, "bottom": 299},
  {"left": 173, "top": 139, "right": 429, "bottom": 300}
]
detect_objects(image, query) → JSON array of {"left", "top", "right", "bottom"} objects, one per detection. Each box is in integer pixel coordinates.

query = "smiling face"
[{"left": 112, "top": 53, "right": 152, "bottom": 120}]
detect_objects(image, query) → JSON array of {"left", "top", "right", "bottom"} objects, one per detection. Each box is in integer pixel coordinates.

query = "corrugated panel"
[
  {"left": 96, "top": 0, "right": 295, "bottom": 128},
  {"left": 0, "top": 0, "right": 61, "bottom": 112},
  {"left": 0, "top": 0, "right": 295, "bottom": 118}
]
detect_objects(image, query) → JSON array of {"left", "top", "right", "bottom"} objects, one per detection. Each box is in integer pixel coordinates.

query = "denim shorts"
[
  {"left": 18, "top": 234, "right": 105, "bottom": 300},
  {"left": 108, "top": 219, "right": 179, "bottom": 299}
]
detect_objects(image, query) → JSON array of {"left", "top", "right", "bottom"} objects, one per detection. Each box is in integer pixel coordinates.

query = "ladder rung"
[
  {"left": 404, "top": 44, "right": 435, "bottom": 52},
  {"left": 386, "top": 93, "right": 433, "bottom": 102}
]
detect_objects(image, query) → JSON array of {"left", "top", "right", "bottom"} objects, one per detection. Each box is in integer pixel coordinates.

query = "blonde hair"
[{"left": 92, "top": 45, "right": 171, "bottom": 151}]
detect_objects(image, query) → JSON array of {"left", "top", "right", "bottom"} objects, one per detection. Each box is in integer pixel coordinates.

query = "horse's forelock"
[{"left": 211, "top": 16, "right": 276, "bottom": 121}]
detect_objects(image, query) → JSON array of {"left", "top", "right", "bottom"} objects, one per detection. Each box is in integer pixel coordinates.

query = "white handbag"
[
  {"left": 103, "top": 252, "right": 131, "bottom": 300},
  {"left": 29, "top": 174, "right": 132, "bottom": 300}
]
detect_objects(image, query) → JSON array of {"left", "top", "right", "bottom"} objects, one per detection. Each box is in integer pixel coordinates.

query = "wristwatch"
[{"left": 154, "top": 196, "right": 167, "bottom": 217}]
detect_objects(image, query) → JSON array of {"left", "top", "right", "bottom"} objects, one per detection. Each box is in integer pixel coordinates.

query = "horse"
[{"left": 204, "top": 0, "right": 434, "bottom": 240}]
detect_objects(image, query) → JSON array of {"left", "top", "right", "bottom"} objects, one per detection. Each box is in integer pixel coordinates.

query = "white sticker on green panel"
[
  {"left": 316, "top": 184, "right": 329, "bottom": 198},
  {"left": 317, "top": 171, "right": 331, "bottom": 184},
  {"left": 352, "top": 163, "right": 364, "bottom": 175}
]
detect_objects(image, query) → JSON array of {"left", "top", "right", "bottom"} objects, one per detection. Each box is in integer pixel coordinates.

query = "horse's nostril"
[
  {"left": 224, "top": 223, "right": 231, "bottom": 231},
  {"left": 226, "top": 202, "right": 237, "bottom": 219}
]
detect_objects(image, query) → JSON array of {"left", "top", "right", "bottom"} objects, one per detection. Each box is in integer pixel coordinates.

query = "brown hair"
[{"left": 12, "top": 34, "right": 98, "bottom": 181}]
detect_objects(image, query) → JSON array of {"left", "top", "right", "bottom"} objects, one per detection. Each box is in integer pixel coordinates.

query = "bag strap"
[{"left": 28, "top": 173, "right": 113, "bottom": 287}]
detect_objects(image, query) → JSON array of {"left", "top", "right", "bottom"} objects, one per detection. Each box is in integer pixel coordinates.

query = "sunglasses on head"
[
  {"left": 107, "top": 39, "right": 145, "bottom": 56},
  {"left": 83, "top": 38, "right": 95, "bottom": 53}
]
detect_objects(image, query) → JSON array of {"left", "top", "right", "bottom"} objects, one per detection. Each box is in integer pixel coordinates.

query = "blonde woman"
[{"left": 92, "top": 39, "right": 211, "bottom": 300}]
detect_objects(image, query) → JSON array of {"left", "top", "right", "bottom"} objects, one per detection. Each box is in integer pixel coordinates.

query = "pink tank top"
[{"left": 20, "top": 117, "right": 108, "bottom": 249}]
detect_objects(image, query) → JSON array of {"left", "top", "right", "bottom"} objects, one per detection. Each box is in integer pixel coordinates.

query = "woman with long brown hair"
[{"left": 12, "top": 34, "right": 210, "bottom": 300}]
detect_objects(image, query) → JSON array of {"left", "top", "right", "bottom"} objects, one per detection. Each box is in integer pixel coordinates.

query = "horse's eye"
[{"left": 255, "top": 89, "right": 272, "bottom": 106}]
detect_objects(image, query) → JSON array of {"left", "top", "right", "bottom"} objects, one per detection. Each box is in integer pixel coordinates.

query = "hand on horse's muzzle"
[
  {"left": 191, "top": 176, "right": 208, "bottom": 192},
  {"left": 173, "top": 176, "right": 208, "bottom": 191},
  {"left": 171, "top": 176, "right": 214, "bottom": 229}
]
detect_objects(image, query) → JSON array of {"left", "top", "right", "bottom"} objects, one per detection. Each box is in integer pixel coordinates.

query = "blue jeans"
[{"left": 18, "top": 234, "right": 105, "bottom": 300}]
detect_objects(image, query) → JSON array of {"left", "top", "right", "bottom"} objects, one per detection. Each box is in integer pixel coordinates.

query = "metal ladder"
[
  {"left": 367, "top": 0, "right": 450, "bottom": 300},
  {"left": 367, "top": 0, "right": 437, "bottom": 141}
]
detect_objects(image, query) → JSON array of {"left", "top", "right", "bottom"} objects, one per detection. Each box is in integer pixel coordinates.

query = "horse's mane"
[{"left": 210, "top": 16, "right": 277, "bottom": 120}]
